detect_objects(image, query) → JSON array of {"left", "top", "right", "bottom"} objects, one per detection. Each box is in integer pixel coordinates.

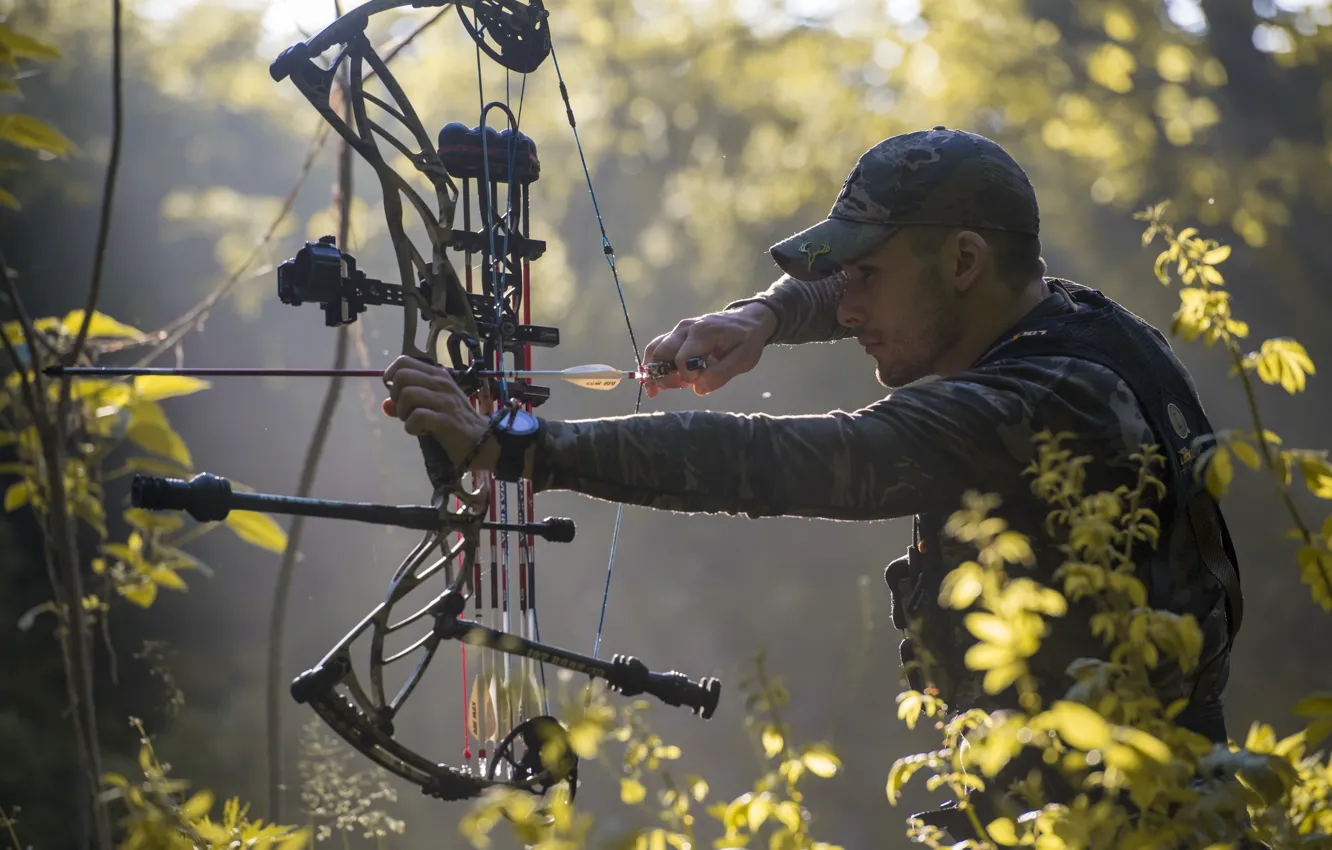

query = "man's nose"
[{"left": 837, "top": 292, "right": 865, "bottom": 329}]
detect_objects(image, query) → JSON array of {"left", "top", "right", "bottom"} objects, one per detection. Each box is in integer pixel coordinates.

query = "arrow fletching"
[{"left": 544, "top": 364, "right": 631, "bottom": 390}]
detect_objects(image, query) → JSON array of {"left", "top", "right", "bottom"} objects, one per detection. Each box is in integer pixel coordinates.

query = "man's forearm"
[
  {"left": 725, "top": 272, "right": 853, "bottom": 345},
  {"left": 528, "top": 409, "right": 892, "bottom": 519}
]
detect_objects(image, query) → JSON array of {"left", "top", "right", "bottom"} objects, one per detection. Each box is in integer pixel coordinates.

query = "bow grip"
[{"left": 418, "top": 434, "right": 458, "bottom": 495}]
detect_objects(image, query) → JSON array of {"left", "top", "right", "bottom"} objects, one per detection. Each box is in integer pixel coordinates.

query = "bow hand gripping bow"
[{"left": 126, "top": 0, "right": 721, "bottom": 802}]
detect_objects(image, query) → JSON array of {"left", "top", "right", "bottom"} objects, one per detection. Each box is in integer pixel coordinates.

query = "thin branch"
[
  {"left": 114, "top": 123, "right": 334, "bottom": 364},
  {"left": 0, "top": 258, "right": 48, "bottom": 435},
  {"left": 265, "top": 62, "right": 355, "bottom": 826},
  {"left": 48, "top": 0, "right": 124, "bottom": 843}
]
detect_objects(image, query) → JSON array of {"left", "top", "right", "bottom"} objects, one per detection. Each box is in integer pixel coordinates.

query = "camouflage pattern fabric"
[
  {"left": 769, "top": 126, "right": 1041, "bottom": 281},
  {"left": 530, "top": 279, "right": 1228, "bottom": 722}
]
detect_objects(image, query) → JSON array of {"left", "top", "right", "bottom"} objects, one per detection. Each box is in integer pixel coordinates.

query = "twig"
[
  {"left": 266, "top": 67, "right": 355, "bottom": 826},
  {"left": 50, "top": 0, "right": 123, "bottom": 841}
]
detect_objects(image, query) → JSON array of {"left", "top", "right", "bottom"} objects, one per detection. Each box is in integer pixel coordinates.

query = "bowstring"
[
  {"left": 474, "top": 15, "right": 537, "bottom": 772},
  {"left": 544, "top": 43, "right": 647, "bottom": 660}
]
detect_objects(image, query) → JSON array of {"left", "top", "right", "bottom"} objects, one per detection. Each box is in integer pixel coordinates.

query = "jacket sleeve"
[
  {"left": 725, "top": 273, "right": 854, "bottom": 346},
  {"left": 527, "top": 359, "right": 1139, "bottom": 519}
]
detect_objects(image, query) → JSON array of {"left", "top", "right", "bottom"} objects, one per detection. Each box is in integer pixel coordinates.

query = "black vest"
[{"left": 885, "top": 279, "right": 1242, "bottom": 742}]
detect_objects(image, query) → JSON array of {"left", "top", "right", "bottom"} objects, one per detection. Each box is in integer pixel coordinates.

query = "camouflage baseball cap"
[{"left": 770, "top": 126, "right": 1040, "bottom": 281}]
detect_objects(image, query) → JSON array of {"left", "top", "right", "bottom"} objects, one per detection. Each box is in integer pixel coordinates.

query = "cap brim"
[{"left": 769, "top": 217, "right": 900, "bottom": 281}]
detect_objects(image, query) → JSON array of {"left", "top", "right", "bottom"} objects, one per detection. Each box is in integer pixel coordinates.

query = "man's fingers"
[
  {"left": 674, "top": 328, "right": 723, "bottom": 380},
  {"left": 386, "top": 360, "right": 466, "bottom": 408},
  {"left": 392, "top": 384, "right": 467, "bottom": 421},
  {"left": 691, "top": 343, "right": 759, "bottom": 395},
  {"left": 402, "top": 408, "right": 445, "bottom": 439},
  {"left": 648, "top": 321, "right": 698, "bottom": 366}
]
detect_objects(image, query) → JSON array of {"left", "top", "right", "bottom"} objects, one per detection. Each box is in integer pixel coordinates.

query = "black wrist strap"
[{"left": 492, "top": 410, "right": 538, "bottom": 482}]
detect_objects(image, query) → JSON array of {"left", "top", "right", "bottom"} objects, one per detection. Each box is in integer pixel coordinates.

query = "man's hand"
[
  {"left": 381, "top": 356, "right": 497, "bottom": 471},
  {"left": 643, "top": 302, "right": 777, "bottom": 398}
]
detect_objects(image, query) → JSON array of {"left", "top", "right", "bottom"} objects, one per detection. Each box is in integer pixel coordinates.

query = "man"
[{"left": 382, "top": 127, "right": 1242, "bottom": 831}]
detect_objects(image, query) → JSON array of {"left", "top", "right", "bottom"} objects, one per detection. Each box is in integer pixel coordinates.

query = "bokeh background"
[{"left": 3, "top": 0, "right": 1332, "bottom": 847}]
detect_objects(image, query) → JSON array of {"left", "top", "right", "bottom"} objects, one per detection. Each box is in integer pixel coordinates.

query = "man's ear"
[{"left": 948, "top": 230, "right": 988, "bottom": 292}]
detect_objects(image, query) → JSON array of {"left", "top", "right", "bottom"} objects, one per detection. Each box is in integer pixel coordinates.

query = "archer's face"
[{"left": 836, "top": 230, "right": 964, "bottom": 389}]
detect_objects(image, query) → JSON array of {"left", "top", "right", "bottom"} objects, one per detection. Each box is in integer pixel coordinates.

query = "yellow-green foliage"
[
  {"left": 2, "top": 310, "right": 286, "bottom": 623},
  {"left": 882, "top": 209, "right": 1332, "bottom": 850},
  {"left": 102, "top": 720, "right": 309, "bottom": 850},
  {"left": 458, "top": 666, "right": 844, "bottom": 850},
  {"left": 0, "top": 24, "right": 74, "bottom": 209}
]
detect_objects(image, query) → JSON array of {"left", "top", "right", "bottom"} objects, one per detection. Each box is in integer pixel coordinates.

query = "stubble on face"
[{"left": 872, "top": 265, "right": 964, "bottom": 389}]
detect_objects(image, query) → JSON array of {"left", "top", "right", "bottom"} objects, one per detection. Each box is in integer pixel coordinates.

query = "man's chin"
[{"left": 875, "top": 362, "right": 930, "bottom": 390}]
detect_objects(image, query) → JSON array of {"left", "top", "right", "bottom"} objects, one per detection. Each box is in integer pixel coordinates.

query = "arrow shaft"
[{"left": 46, "top": 357, "right": 703, "bottom": 385}]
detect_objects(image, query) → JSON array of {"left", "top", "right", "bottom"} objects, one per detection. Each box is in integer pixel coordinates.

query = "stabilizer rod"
[{"left": 131, "top": 473, "right": 575, "bottom": 542}]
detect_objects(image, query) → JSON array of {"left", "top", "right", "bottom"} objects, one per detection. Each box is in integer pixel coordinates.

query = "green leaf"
[
  {"left": 620, "top": 777, "right": 647, "bottom": 804},
  {"left": 1204, "top": 446, "right": 1233, "bottom": 498},
  {"left": 801, "top": 744, "right": 841, "bottom": 778},
  {"left": 132, "top": 374, "right": 211, "bottom": 402},
  {"left": 124, "top": 507, "right": 184, "bottom": 534},
  {"left": 885, "top": 756, "right": 926, "bottom": 804},
  {"left": 1230, "top": 440, "right": 1261, "bottom": 470},
  {"left": 1042, "top": 701, "right": 1112, "bottom": 751},
  {"left": 125, "top": 420, "right": 192, "bottom": 469},
  {"left": 1296, "top": 547, "right": 1332, "bottom": 612},
  {"left": 0, "top": 26, "right": 61, "bottom": 61},
  {"left": 1293, "top": 693, "right": 1332, "bottom": 717},
  {"left": 147, "top": 566, "right": 187, "bottom": 591},
  {"left": 224, "top": 511, "right": 288, "bottom": 553},
  {"left": 761, "top": 724, "right": 784, "bottom": 759},
  {"left": 1252, "top": 339, "right": 1315, "bottom": 394},
  {"left": 119, "top": 580, "right": 157, "bottom": 608},
  {"left": 1306, "top": 716, "right": 1332, "bottom": 750},
  {"left": 0, "top": 186, "right": 19, "bottom": 210},
  {"left": 897, "top": 691, "right": 924, "bottom": 730},
  {"left": 60, "top": 310, "right": 144, "bottom": 340},
  {"left": 0, "top": 114, "right": 76, "bottom": 157},
  {"left": 4, "top": 479, "right": 31, "bottom": 511},
  {"left": 987, "top": 818, "right": 1019, "bottom": 846}
]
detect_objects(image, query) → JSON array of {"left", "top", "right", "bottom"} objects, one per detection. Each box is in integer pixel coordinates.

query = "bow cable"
[{"left": 543, "top": 42, "right": 648, "bottom": 660}]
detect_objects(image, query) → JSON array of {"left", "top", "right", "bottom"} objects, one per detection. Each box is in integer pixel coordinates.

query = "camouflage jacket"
[{"left": 529, "top": 275, "right": 1232, "bottom": 723}]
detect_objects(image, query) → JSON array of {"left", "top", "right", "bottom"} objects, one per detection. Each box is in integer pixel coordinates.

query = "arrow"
[{"left": 43, "top": 357, "right": 706, "bottom": 390}]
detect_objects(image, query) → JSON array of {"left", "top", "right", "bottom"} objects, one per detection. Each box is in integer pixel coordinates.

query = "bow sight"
[{"left": 277, "top": 236, "right": 409, "bottom": 327}]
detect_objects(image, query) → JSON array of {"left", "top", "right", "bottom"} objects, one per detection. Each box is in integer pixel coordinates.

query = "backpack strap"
[{"left": 977, "top": 281, "right": 1243, "bottom": 646}]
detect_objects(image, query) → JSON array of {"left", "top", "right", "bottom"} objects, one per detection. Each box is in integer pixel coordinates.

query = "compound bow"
[{"left": 128, "top": 0, "right": 720, "bottom": 802}]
